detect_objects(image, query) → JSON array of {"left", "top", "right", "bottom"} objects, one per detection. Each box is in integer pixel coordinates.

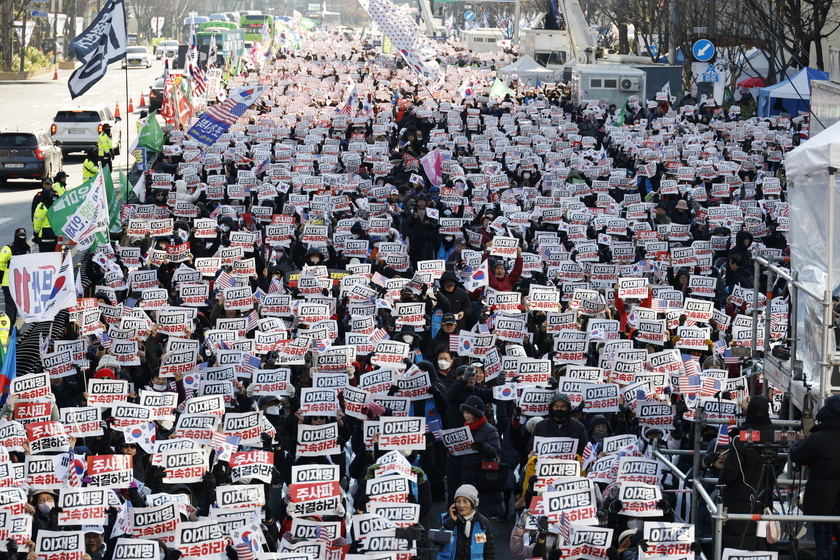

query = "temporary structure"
[{"left": 757, "top": 67, "right": 829, "bottom": 117}]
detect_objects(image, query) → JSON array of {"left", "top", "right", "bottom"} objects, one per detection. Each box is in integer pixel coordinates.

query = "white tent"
[
  {"left": 496, "top": 55, "right": 555, "bottom": 86},
  {"left": 784, "top": 121, "right": 840, "bottom": 395}
]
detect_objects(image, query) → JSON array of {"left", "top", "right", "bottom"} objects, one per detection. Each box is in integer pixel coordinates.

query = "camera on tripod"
[{"left": 738, "top": 430, "right": 797, "bottom": 444}]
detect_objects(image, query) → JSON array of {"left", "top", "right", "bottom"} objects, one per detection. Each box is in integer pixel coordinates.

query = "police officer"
[
  {"left": 82, "top": 149, "right": 98, "bottom": 180},
  {"left": 98, "top": 123, "right": 114, "bottom": 169},
  {"left": 33, "top": 188, "right": 58, "bottom": 253},
  {"left": 0, "top": 228, "right": 30, "bottom": 327},
  {"left": 52, "top": 171, "right": 68, "bottom": 196}
]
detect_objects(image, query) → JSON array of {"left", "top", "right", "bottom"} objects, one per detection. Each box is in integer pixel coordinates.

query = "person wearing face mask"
[
  {"left": 437, "top": 271, "right": 472, "bottom": 330},
  {"left": 426, "top": 314, "right": 459, "bottom": 363},
  {"left": 0, "top": 227, "right": 30, "bottom": 326},
  {"left": 587, "top": 415, "right": 612, "bottom": 447},
  {"left": 28, "top": 489, "right": 59, "bottom": 539},
  {"left": 531, "top": 393, "right": 588, "bottom": 457},
  {"left": 258, "top": 394, "right": 286, "bottom": 433},
  {"left": 434, "top": 349, "right": 458, "bottom": 391}
]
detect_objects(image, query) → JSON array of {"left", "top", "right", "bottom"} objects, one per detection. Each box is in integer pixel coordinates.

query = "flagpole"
[{"left": 124, "top": 62, "right": 130, "bottom": 171}]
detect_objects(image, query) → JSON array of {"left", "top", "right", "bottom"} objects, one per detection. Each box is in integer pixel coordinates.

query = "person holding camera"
[
  {"left": 790, "top": 394, "right": 840, "bottom": 560},
  {"left": 438, "top": 484, "right": 495, "bottom": 560},
  {"left": 718, "top": 395, "right": 779, "bottom": 550}
]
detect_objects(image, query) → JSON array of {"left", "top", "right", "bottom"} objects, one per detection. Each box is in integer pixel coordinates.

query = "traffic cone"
[
  {"left": 114, "top": 102, "right": 120, "bottom": 119},
  {"left": 52, "top": 67, "right": 58, "bottom": 80},
  {"left": 139, "top": 92, "right": 146, "bottom": 108},
  {"left": 128, "top": 97, "right": 134, "bottom": 113}
]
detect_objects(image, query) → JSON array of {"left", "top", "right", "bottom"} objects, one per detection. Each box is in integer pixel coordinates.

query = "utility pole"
[
  {"left": 668, "top": 0, "right": 677, "bottom": 65},
  {"left": 52, "top": 0, "right": 59, "bottom": 63},
  {"left": 20, "top": 11, "right": 27, "bottom": 72}
]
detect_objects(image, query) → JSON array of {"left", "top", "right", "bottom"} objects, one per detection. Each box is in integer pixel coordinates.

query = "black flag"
[{"left": 67, "top": 0, "right": 127, "bottom": 98}]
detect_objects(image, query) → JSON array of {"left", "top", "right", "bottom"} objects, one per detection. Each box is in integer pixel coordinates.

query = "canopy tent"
[
  {"left": 784, "top": 120, "right": 840, "bottom": 395},
  {"left": 757, "top": 67, "right": 828, "bottom": 117},
  {"left": 496, "top": 55, "right": 555, "bottom": 87}
]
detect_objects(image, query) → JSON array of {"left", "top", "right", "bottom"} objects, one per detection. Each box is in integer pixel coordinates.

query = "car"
[
  {"left": 50, "top": 105, "right": 122, "bottom": 155},
  {"left": 148, "top": 78, "right": 164, "bottom": 111},
  {"left": 155, "top": 40, "right": 179, "bottom": 60},
  {"left": 0, "top": 130, "right": 63, "bottom": 184},
  {"left": 122, "top": 46, "right": 152, "bottom": 68},
  {"left": 148, "top": 71, "right": 186, "bottom": 112}
]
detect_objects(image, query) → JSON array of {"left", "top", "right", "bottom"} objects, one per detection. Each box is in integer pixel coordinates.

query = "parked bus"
[
  {"left": 196, "top": 27, "right": 245, "bottom": 70},
  {"left": 200, "top": 21, "right": 238, "bottom": 32},
  {"left": 240, "top": 14, "right": 274, "bottom": 45}
]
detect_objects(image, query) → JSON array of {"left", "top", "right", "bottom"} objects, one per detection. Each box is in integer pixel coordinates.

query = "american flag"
[
  {"left": 255, "top": 158, "right": 270, "bottom": 176},
  {"left": 246, "top": 310, "right": 259, "bottom": 332},
  {"left": 98, "top": 331, "right": 112, "bottom": 350},
  {"left": 723, "top": 348, "right": 741, "bottom": 365},
  {"left": 581, "top": 441, "right": 597, "bottom": 470},
  {"left": 369, "top": 328, "right": 389, "bottom": 344},
  {"left": 651, "top": 298, "right": 669, "bottom": 313},
  {"left": 212, "top": 432, "right": 241, "bottom": 465},
  {"left": 557, "top": 511, "right": 571, "bottom": 545},
  {"left": 187, "top": 29, "right": 206, "bottom": 97},
  {"left": 66, "top": 450, "right": 86, "bottom": 487},
  {"left": 205, "top": 98, "right": 246, "bottom": 126},
  {"left": 678, "top": 375, "right": 701, "bottom": 396},
  {"left": 450, "top": 334, "right": 460, "bottom": 353},
  {"left": 371, "top": 271, "right": 387, "bottom": 287},
  {"left": 315, "top": 525, "right": 332, "bottom": 545},
  {"left": 713, "top": 339, "right": 727, "bottom": 356},
  {"left": 701, "top": 377, "right": 720, "bottom": 397},
  {"left": 716, "top": 424, "right": 731, "bottom": 448},
  {"left": 268, "top": 277, "right": 283, "bottom": 293},
  {"left": 682, "top": 356, "right": 700, "bottom": 376},
  {"left": 215, "top": 270, "right": 235, "bottom": 290},
  {"left": 239, "top": 354, "right": 261, "bottom": 377}
]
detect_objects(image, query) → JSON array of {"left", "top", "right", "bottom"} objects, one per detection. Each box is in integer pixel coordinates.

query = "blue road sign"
[
  {"left": 692, "top": 39, "right": 715, "bottom": 62},
  {"left": 648, "top": 45, "right": 659, "bottom": 58},
  {"left": 464, "top": 10, "right": 475, "bottom": 21}
]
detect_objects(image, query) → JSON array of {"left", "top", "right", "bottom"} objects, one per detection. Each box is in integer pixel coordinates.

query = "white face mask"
[
  {"left": 220, "top": 225, "right": 230, "bottom": 232},
  {"left": 266, "top": 405, "right": 280, "bottom": 415},
  {"left": 153, "top": 383, "right": 167, "bottom": 392},
  {"left": 444, "top": 236, "right": 454, "bottom": 242},
  {"left": 438, "top": 359, "right": 451, "bottom": 370},
  {"left": 38, "top": 501, "right": 54, "bottom": 514}
]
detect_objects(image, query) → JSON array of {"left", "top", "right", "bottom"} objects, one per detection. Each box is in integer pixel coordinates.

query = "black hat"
[
  {"left": 440, "top": 270, "right": 459, "bottom": 285},
  {"left": 258, "top": 395, "right": 281, "bottom": 408},
  {"left": 459, "top": 396, "right": 485, "bottom": 418}
]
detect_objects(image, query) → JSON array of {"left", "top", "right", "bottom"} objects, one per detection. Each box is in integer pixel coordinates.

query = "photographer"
[
  {"left": 438, "top": 484, "right": 495, "bottom": 560},
  {"left": 719, "top": 395, "right": 779, "bottom": 550},
  {"left": 790, "top": 394, "right": 840, "bottom": 560}
]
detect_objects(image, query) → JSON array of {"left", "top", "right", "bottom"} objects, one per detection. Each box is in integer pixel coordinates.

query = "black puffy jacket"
[{"left": 791, "top": 396, "right": 840, "bottom": 515}]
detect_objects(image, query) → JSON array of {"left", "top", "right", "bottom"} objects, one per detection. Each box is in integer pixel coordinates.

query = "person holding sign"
[
  {"left": 437, "top": 484, "right": 495, "bottom": 560},
  {"left": 482, "top": 247, "right": 523, "bottom": 293},
  {"left": 531, "top": 393, "right": 588, "bottom": 458}
]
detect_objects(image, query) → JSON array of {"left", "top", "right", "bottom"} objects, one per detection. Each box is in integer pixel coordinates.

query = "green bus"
[
  {"left": 196, "top": 26, "right": 245, "bottom": 69},
  {"left": 199, "top": 21, "right": 238, "bottom": 32},
  {"left": 240, "top": 14, "right": 274, "bottom": 46}
]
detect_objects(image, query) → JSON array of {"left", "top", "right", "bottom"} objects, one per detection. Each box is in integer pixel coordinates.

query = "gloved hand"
[
  {"left": 261, "top": 431, "right": 274, "bottom": 448},
  {"left": 225, "top": 545, "right": 238, "bottom": 560},
  {"left": 608, "top": 499, "right": 623, "bottom": 513},
  {"left": 6, "top": 538, "right": 18, "bottom": 556}
]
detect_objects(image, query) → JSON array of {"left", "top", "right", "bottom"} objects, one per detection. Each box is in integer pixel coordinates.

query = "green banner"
[
  {"left": 47, "top": 167, "right": 123, "bottom": 248},
  {"left": 137, "top": 110, "right": 165, "bottom": 152}
]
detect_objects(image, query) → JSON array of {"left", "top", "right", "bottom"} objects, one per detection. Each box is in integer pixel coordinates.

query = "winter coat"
[
  {"left": 790, "top": 397, "right": 840, "bottom": 515},
  {"left": 438, "top": 510, "right": 495, "bottom": 560},
  {"left": 531, "top": 416, "right": 589, "bottom": 458}
]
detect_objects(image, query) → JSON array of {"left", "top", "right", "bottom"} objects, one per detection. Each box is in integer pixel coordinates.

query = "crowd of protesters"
[{"left": 4, "top": 26, "right": 837, "bottom": 560}]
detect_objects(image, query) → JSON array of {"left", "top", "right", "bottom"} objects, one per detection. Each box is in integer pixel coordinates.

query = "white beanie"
[{"left": 455, "top": 484, "right": 479, "bottom": 507}]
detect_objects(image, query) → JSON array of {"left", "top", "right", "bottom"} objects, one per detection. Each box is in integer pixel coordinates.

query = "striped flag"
[
  {"left": 371, "top": 271, "right": 388, "bottom": 287},
  {"left": 268, "top": 277, "right": 283, "bottom": 293},
  {"left": 678, "top": 375, "right": 701, "bottom": 396},
  {"left": 557, "top": 511, "right": 571, "bottom": 545},
  {"left": 240, "top": 354, "right": 261, "bottom": 377},
  {"left": 450, "top": 334, "right": 460, "bottom": 353},
  {"left": 98, "top": 331, "right": 112, "bottom": 350},
  {"left": 66, "top": 450, "right": 86, "bottom": 487},
  {"left": 581, "top": 441, "right": 597, "bottom": 470},
  {"left": 187, "top": 27, "right": 206, "bottom": 97},
  {"left": 254, "top": 158, "right": 270, "bottom": 177},
  {"left": 723, "top": 348, "right": 741, "bottom": 365},
  {"left": 215, "top": 270, "right": 235, "bottom": 290},
  {"left": 716, "top": 424, "right": 731, "bottom": 448},
  {"left": 205, "top": 98, "right": 246, "bottom": 126},
  {"left": 246, "top": 310, "right": 259, "bottom": 332}
]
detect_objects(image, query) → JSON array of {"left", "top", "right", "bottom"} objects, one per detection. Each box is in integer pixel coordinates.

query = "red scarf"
[{"left": 465, "top": 416, "right": 487, "bottom": 431}]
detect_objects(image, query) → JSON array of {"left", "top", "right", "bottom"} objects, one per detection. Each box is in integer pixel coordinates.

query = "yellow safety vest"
[
  {"left": 53, "top": 183, "right": 66, "bottom": 196},
  {"left": 0, "top": 314, "right": 10, "bottom": 348},
  {"left": 98, "top": 132, "right": 113, "bottom": 157},
  {"left": 33, "top": 203, "right": 50, "bottom": 235},
  {"left": 83, "top": 158, "right": 98, "bottom": 180},
  {"left": 0, "top": 246, "right": 11, "bottom": 288}
]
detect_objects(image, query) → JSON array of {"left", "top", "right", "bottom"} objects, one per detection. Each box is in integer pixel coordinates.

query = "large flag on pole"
[
  {"left": 59, "top": 168, "right": 110, "bottom": 250},
  {"left": 186, "top": 86, "right": 267, "bottom": 147},
  {"left": 8, "top": 254, "right": 76, "bottom": 323},
  {"left": 67, "top": 0, "right": 127, "bottom": 98},
  {"left": 364, "top": 0, "right": 440, "bottom": 81}
]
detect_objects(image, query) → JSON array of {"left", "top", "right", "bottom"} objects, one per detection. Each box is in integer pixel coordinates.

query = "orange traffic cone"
[
  {"left": 128, "top": 97, "right": 134, "bottom": 113},
  {"left": 52, "top": 67, "right": 58, "bottom": 80},
  {"left": 114, "top": 102, "right": 120, "bottom": 119},
  {"left": 139, "top": 92, "right": 146, "bottom": 108}
]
